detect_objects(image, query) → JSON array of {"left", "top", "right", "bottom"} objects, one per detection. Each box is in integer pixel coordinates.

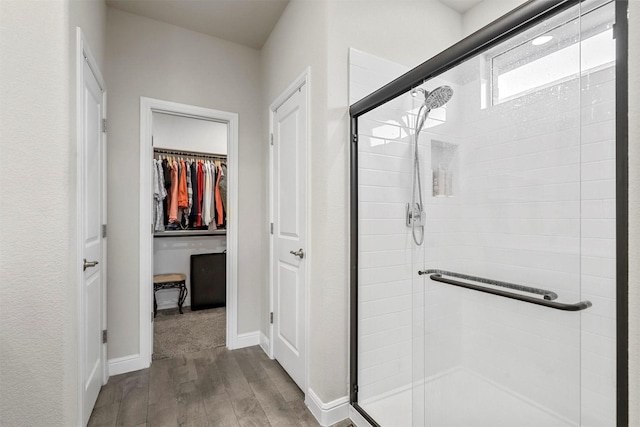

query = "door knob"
[
  {"left": 83, "top": 258, "right": 99, "bottom": 271},
  {"left": 289, "top": 249, "right": 305, "bottom": 259}
]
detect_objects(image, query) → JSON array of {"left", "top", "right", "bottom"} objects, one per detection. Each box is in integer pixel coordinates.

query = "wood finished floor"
[{"left": 88, "top": 345, "right": 353, "bottom": 427}]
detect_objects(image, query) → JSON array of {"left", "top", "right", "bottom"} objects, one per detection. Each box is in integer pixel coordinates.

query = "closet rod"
[{"left": 153, "top": 148, "right": 227, "bottom": 161}]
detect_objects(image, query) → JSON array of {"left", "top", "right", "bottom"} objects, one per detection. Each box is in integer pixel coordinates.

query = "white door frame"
[
  {"left": 268, "top": 68, "right": 311, "bottom": 394},
  {"left": 76, "top": 28, "right": 107, "bottom": 426},
  {"left": 139, "top": 98, "right": 239, "bottom": 366}
]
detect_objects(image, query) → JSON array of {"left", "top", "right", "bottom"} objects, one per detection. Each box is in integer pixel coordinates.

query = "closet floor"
[
  {"left": 153, "top": 306, "right": 226, "bottom": 360},
  {"left": 88, "top": 345, "right": 353, "bottom": 427}
]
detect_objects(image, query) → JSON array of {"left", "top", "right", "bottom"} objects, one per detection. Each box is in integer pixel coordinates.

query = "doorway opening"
[{"left": 140, "top": 98, "right": 239, "bottom": 366}]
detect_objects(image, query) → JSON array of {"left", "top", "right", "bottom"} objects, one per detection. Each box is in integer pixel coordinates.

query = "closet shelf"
[{"left": 154, "top": 230, "right": 226, "bottom": 238}]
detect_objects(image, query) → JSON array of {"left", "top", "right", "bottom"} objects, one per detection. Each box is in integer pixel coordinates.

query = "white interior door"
[
  {"left": 272, "top": 83, "right": 307, "bottom": 390},
  {"left": 81, "top": 59, "right": 105, "bottom": 425}
]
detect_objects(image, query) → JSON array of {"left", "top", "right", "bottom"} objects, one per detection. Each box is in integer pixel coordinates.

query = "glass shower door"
[
  {"left": 416, "top": 1, "right": 616, "bottom": 425},
  {"left": 353, "top": 1, "right": 618, "bottom": 425}
]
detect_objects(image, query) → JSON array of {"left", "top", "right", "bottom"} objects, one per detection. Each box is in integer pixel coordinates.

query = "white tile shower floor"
[{"left": 360, "top": 369, "right": 575, "bottom": 427}]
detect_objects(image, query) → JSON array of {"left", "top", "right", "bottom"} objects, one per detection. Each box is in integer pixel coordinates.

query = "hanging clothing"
[
  {"left": 154, "top": 152, "right": 227, "bottom": 230},
  {"left": 152, "top": 159, "right": 160, "bottom": 227},
  {"left": 178, "top": 160, "right": 189, "bottom": 209},
  {"left": 196, "top": 161, "right": 204, "bottom": 227},
  {"left": 168, "top": 160, "right": 179, "bottom": 223},
  {"left": 210, "top": 163, "right": 217, "bottom": 228},
  {"left": 202, "top": 162, "right": 212, "bottom": 226},
  {"left": 162, "top": 159, "right": 171, "bottom": 225},
  {"left": 219, "top": 163, "right": 227, "bottom": 212},
  {"left": 153, "top": 159, "right": 166, "bottom": 232},
  {"left": 189, "top": 161, "right": 198, "bottom": 226},
  {"left": 183, "top": 160, "right": 192, "bottom": 226},
  {"left": 159, "top": 160, "right": 167, "bottom": 229},
  {"left": 162, "top": 159, "right": 172, "bottom": 190},
  {"left": 215, "top": 164, "right": 224, "bottom": 227}
]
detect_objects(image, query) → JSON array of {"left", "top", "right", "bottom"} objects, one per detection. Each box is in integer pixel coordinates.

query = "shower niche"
[{"left": 430, "top": 139, "right": 457, "bottom": 197}]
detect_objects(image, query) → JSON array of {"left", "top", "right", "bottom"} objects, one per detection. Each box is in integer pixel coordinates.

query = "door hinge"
[
  {"left": 270, "top": 223, "right": 274, "bottom": 235},
  {"left": 102, "top": 224, "right": 107, "bottom": 238},
  {"left": 270, "top": 133, "right": 274, "bottom": 146},
  {"left": 353, "top": 384, "right": 359, "bottom": 393},
  {"left": 152, "top": 223, "right": 154, "bottom": 234},
  {"left": 270, "top": 312, "right": 274, "bottom": 324},
  {"left": 102, "top": 118, "right": 107, "bottom": 133},
  {"left": 152, "top": 312, "right": 154, "bottom": 323},
  {"left": 102, "top": 330, "right": 107, "bottom": 344}
]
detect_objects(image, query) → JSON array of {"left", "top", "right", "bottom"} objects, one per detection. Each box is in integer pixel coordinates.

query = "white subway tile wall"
[
  {"left": 351, "top": 19, "right": 616, "bottom": 424},
  {"left": 352, "top": 48, "right": 464, "bottom": 419},
  {"left": 351, "top": 49, "right": 416, "bottom": 404}
]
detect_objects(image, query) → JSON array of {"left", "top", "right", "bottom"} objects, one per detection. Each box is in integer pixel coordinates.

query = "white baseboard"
[
  {"left": 349, "top": 405, "right": 373, "bottom": 427},
  {"left": 259, "top": 332, "right": 270, "bottom": 356},
  {"left": 305, "top": 388, "right": 349, "bottom": 427},
  {"left": 108, "top": 354, "right": 145, "bottom": 376},
  {"left": 232, "top": 331, "right": 260, "bottom": 349}
]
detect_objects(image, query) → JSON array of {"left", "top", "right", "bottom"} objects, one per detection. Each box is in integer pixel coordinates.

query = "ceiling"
[
  {"left": 437, "top": 0, "right": 483, "bottom": 14},
  {"left": 106, "top": 0, "right": 483, "bottom": 49},
  {"left": 106, "top": 0, "right": 290, "bottom": 49}
]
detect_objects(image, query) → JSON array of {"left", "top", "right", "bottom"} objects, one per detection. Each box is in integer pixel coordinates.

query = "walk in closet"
[{"left": 151, "top": 111, "right": 228, "bottom": 360}]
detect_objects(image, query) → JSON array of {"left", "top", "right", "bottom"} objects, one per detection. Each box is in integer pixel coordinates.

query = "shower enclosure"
[{"left": 349, "top": 0, "right": 628, "bottom": 426}]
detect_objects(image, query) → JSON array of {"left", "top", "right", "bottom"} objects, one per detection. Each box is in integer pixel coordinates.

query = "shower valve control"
[{"left": 406, "top": 202, "right": 424, "bottom": 227}]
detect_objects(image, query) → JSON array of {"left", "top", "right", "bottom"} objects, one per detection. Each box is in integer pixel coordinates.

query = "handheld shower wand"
[{"left": 407, "top": 85, "right": 454, "bottom": 246}]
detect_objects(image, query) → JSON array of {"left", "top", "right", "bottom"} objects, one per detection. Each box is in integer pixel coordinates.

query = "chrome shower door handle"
[
  {"left": 289, "top": 249, "right": 305, "bottom": 259},
  {"left": 83, "top": 258, "right": 99, "bottom": 271}
]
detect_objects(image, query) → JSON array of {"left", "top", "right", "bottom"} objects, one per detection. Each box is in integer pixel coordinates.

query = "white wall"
[
  {"left": 0, "top": 0, "right": 106, "bottom": 425},
  {"left": 152, "top": 112, "right": 228, "bottom": 155},
  {"left": 153, "top": 236, "right": 226, "bottom": 308},
  {"left": 106, "top": 7, "right": 265, "bottom": 359},
  {"left": 262, "top": 0, "right": 462, "bottom": 406},
  {"left": 0, "top": 3, "right": 73, "bottom": 424},
  {"left": 261, "top": 0, "right": 330, "bottom": 400}
]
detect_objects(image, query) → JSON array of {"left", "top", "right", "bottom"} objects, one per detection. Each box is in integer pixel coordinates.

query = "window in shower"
[
  {"left": 350, "top": 1, "right": 626, "bottom": 426},
  {"left": 490, "top": 2, "right": 616, "bottom": 104}
]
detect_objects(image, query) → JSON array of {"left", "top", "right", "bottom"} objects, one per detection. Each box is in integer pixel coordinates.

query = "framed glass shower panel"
[
  {"left": 351, "top": 0, "right": 623, "bottom": 426},
  {"left": 356, "top": 93, "right": 417, "bottom": 426},
  {"left": 416, "top": 1, "right": 616, "bottom": 425}
]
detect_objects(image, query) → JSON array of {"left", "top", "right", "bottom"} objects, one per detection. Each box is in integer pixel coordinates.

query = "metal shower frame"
[{"left": 348, "top": 1, "right": 629, "bottom": 425}]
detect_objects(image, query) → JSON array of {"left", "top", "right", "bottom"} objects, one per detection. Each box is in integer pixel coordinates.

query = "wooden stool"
[{"left": 153, "top": 273, "right": 188, "bottom": 317}]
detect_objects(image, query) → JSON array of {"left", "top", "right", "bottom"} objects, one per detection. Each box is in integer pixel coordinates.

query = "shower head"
[{"left": 424, "top": 85, "right": 454, "bottom": 110}]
